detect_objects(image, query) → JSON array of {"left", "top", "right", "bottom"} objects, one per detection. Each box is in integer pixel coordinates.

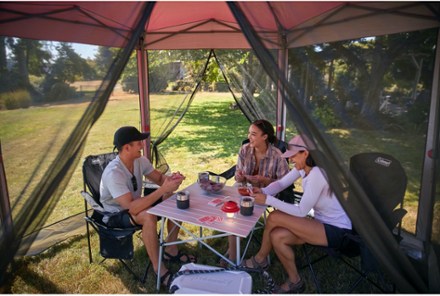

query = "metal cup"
[
  {"left": 240, "top": 196, "right": 254, "bottom": 216},
  {"left": 176, "top": 190, "right": 190, "bottom": 209},
  {"left": 198, "top": 172, "right": 210, "bottom": 183}
]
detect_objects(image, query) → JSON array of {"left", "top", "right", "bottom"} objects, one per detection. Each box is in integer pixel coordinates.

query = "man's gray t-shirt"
[{"left": 100, "top": 155, "right": 154, "bottom": 213}]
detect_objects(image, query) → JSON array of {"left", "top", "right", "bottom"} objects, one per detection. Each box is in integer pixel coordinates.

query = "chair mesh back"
[
  {"left": 350, "top": 152, "right": 407, "bottom": 230},
  {"left": 82, "top": 152, "right": 117, "bottom": 208},
  {"left": 274, "top": 140, "right": 287, "bottom": 153}
]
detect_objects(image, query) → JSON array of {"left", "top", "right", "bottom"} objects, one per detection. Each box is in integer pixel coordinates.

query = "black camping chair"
[
  {"left": 81, "top": 152, "right": 151, "bottom": 283},
  {"left": 302, "top": 152, "right": 407, "bottom": 293}
]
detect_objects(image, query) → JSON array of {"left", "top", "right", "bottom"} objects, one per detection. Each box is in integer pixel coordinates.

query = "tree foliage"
[
  {"left": 0, "top": 39, "right": 97, "bottom": 104},
  {"left": 1, "top": 28, "right": 436, "bottom": 121},
  {"left": 50, "top": 43, "right": 94, "bottom": 83},
  {"left": 287, "top": 29, "right": 437, "bottom": 128},
  {"left": 94, "top": 46, "right": 119, "bottom": 79}
]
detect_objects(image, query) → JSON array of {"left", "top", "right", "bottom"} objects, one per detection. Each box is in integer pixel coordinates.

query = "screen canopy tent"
[{"left": 0, "top": 1, "right": 439, "bottom": 293}]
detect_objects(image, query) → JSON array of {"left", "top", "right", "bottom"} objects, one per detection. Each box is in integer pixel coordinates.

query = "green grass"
[{"left": 1, "top": 91, "right": 423, "bottom": 293}]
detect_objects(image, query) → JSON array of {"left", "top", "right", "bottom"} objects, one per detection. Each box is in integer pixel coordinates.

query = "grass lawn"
[{"left": 1, "top": 91, "right": 423, "bottom": 293}]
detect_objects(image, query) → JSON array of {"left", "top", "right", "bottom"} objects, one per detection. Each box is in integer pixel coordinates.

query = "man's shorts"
[
  {"left": 106, "top": 196, "right": 164, "bottom": 227},
  {"left": 106, "top": 210, "right": 135, "bottom": 228},
  {"left": 323, "top": 223, "right": 352, "bottom": 249}
]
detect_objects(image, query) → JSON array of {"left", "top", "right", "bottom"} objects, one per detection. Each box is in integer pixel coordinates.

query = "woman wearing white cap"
[{"left": 241, "top": 135, "right": 352, "bottom": 293}]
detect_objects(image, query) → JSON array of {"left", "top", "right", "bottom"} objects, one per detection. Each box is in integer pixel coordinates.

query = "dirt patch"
[{"left": 70, "top": 81, "right": 128, "bottom": 99}]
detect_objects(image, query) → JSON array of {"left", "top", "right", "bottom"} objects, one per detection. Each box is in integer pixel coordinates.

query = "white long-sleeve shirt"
[{"left": 263, "top": 167, "right": 352, "bottom": 230}]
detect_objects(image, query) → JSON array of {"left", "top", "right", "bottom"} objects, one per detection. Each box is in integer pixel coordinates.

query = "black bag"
[
  {"left": 97, "top": 225, "right": 135, "bottom": 259},
  {"left": 106, "top": 209, "right": 133, "bottom": 228}
]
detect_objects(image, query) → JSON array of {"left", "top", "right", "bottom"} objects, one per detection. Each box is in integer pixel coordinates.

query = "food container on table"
[
  {"left": 221, "top": 200, "right": 239, "bottom": 218},
  {"left": 197, "top": 173, "right": 226, "bottom": 193}
]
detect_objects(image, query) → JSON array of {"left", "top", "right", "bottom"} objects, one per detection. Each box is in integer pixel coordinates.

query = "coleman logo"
[{"left": 375, "top": 157, "right": 392, "bottom": 167}]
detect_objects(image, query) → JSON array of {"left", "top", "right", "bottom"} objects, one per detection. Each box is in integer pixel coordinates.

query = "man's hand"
[
  {"left": 162, "top": 172, "right": 185, "bottom": 193},
  {"left": 171, "top": 171, "right": 185, "bottom": 184}
]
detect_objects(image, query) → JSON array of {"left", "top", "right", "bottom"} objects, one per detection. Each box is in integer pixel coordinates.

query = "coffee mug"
[
  {"left": 176, "top": 190, "right": 190, "bottom": 209},
  {"left": 240, "top": 196, "right": 254, "bottom": 216}
]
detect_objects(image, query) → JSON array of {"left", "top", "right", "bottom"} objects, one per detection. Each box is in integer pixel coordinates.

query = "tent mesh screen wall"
[{"left": 0, "top": 1, "right": 439, "bottom": 293}]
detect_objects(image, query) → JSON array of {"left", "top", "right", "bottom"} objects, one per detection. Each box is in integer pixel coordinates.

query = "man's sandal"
[
  {"left": 241, "top": 256, "right": 269, "bottom": 270},
  {"left": 163, "top": 250, "right": 197, "bottom": 264},
  {"left": 159, "top": 270, "right": 173, "bottom": 289}
]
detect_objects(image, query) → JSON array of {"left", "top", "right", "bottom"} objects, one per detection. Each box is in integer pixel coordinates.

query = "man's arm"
[
  {"left": 116, "top": 185, "right": 168, "bottom": 216},
  {"left": 117, "top": 170, "right": 183, "bottom": 216},
  {"left": 146, "top": 169, "right": 166, "bottom": 186}
]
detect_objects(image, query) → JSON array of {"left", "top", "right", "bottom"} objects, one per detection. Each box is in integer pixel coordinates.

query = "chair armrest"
[{"left": 81, "top": 191, "right": 105, "bottom": 212}]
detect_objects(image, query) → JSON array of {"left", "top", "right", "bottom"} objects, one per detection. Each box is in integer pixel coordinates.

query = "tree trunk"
[
  {"left": 0, "top": 37, "right": 7, "bottom": 75},
  {"left": 15, "top": 42, "right": 30, "bottom": 87},
  {"left": 360, "top": 38, "right": 391, "bottom": 118},
  {"left": 327, "top": 59, "right": 334, "bottom": 91}
]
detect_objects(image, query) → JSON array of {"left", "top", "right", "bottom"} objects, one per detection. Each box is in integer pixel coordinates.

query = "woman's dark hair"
[
  {"left": 252, "top": 119, "right": 276, "bottom": 144},
  {"left": 305, "top": 153, "right": 316, "bottom": 167}
]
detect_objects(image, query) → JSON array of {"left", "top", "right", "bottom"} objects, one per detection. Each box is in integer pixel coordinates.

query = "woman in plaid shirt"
[
  {"left": 222, "top": 119, "right": 290, "bottom": 266},
  {"left": 235, "top": 119, "right": 290, "bottom": 187}
]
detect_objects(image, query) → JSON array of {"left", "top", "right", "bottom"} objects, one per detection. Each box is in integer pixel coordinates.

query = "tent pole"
[
  {"left": 0, "top": 141, "right": 13, "bottom": 238},
  {"left": 416, "top": 29, "right": 440, "bottom": 242},
  {"left": 276, "top": 38, "right": 288, "bottom": 142},
  {"left": 137, "top": 36, "right": 151, "bottom": 160}
]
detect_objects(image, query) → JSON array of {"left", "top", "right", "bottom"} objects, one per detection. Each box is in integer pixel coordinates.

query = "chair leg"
[
  {"left": 118, "top": 259, "right": 144, "bottom": 282},
  {"left": 86, "top": 217, "right": 150, "bottom": 284},
  {"left": 85, "top": 221, "right": 93, "bottom": 264},
  {"left": 141, "top": 260, "right": 151, "bottom": 283},
  {"left": 346, "top": 274, "right": 365, "bottom": 292},
  {"left": 302, "top": 245, "right": 322, "bottom": 293}
]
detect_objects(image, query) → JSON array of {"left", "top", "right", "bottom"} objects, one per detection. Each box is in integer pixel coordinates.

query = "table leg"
[
  {"left": 236, "top": 236, "right": 241, "bottom": 265},
  {"left": 199, "top": 226, "right": 203, "bottom": 250},
  {"left": 156, "top": 216, "right": 166, "bottom": 291}
]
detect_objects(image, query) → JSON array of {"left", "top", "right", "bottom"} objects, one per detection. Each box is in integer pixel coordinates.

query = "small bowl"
[
  {"left": 238, "top": 186, "right": 251, "bottom": 196},
  {"left": 197, "top": 174, "right": 226, "bottom": 193}
]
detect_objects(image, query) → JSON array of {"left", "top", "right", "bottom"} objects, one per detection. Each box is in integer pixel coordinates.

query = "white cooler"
[{"left": 170, "top": 263, "right": 252, "bottom": 294}]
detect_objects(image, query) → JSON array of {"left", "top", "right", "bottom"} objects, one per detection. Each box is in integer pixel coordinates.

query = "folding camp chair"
[
  {"left": 81, "top": 152, "right": 151, "bottom": 283},
  {"left": 302, "top": 152, "right": 407, "bottom": 293}
]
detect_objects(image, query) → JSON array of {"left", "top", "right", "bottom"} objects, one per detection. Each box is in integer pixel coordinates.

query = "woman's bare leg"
[
  {"left": 251, "top": 210, "right": 327, "bottom": 266},
  {"left": 271, "top": 227, "right": 302, "bottom": 285}
]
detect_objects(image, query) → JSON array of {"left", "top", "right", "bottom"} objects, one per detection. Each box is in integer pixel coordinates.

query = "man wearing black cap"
[{"left": 100, "top": 126, "right": 192, "bottom": 286}]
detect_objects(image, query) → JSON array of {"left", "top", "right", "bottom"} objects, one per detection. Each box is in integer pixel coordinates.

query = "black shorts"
[
  {"left": 106, "top": 210, "right": 135, "bottom": 228},
  {"left": 106, "top": 197, "right": 163, "bottom": 227},
  {"left": 323, "top": 223, "right": 352, "bottom": 249}
]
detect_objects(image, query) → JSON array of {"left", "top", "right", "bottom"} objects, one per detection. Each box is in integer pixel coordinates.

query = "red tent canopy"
[{"left": 1, "top": 2, "right": 438, "bottom": 49}]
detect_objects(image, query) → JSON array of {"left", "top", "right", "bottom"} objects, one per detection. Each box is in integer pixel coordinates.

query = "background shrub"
[
  {"left": 313, "top": 104, "right": 342, "bottom": 128},
  {"left": 44, "top": 82, "right": 77, "bottom": 102},
  {"left": 0, "top": 90, "right": 32, "bottom": 110}
]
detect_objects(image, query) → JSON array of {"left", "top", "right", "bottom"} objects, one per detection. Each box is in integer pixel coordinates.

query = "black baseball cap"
[{"left": 113, "top": 126, "right": 150, "bottom": 150}]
